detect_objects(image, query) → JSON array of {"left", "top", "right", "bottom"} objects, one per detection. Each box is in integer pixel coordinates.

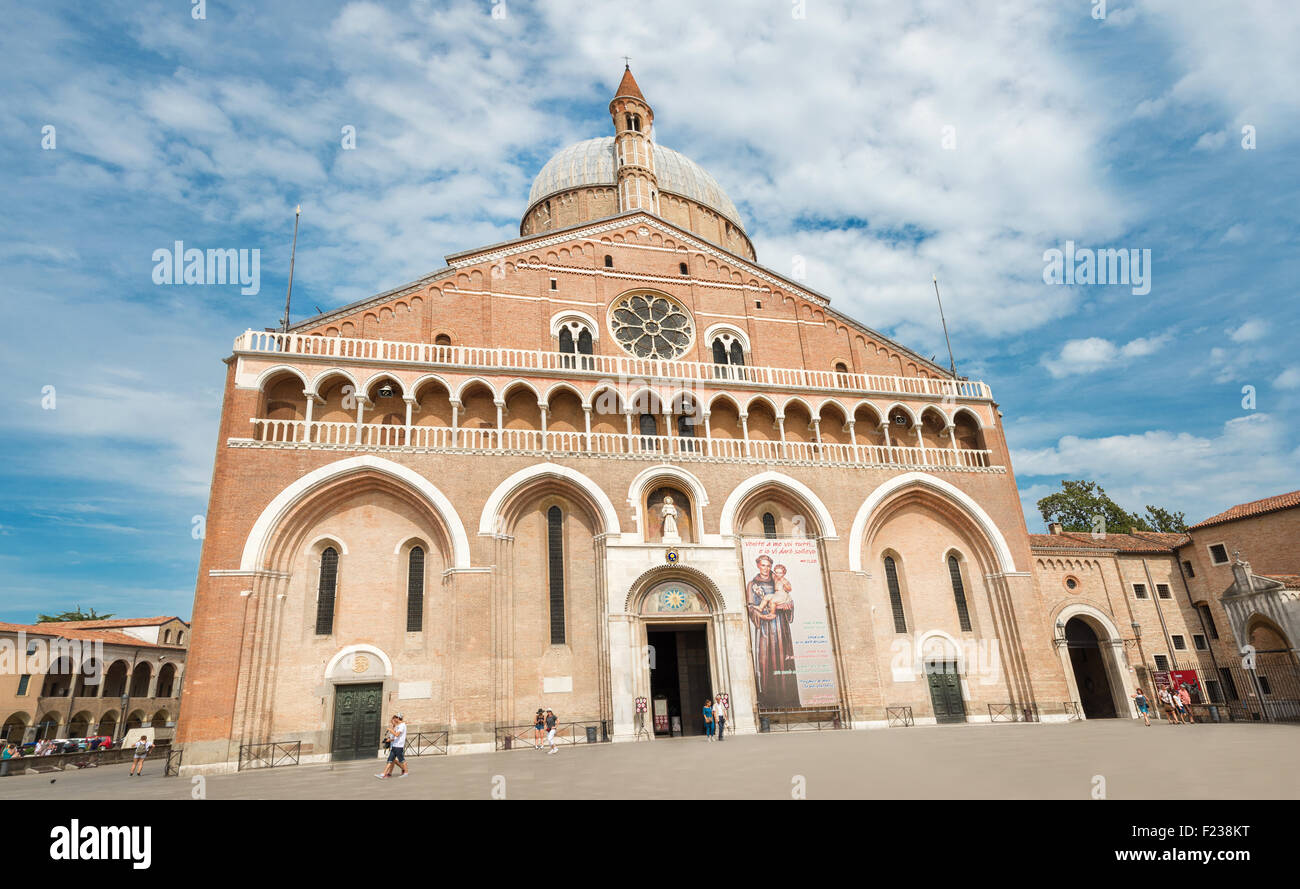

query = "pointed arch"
[
  {"left": 308, "top": 368, "right": 360, "bottom": 398},
  {"left": 455, "top": 376, "right": 498, "bottom": 403},
  {"left": 478, "top": 462, "right": 621, "bottom": 537},
  {"left": 718, "top": 471, "right": 837, "bottom": 539},
  {"left": 253, "top": 364, "right": 310, "bottom": 392},
  {"left": 847, "top": 472, "right": 1016, "bottom": 573},
  {"left": 240, "top": 455, "right": 471, "bottom": 570}
]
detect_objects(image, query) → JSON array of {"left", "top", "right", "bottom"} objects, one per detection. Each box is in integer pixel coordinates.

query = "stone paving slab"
[{"left": 2, "top": 720, "right": 1297, "bottom": 800}]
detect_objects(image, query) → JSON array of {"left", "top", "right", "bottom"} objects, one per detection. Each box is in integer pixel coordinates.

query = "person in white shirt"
[
  {"left": 1158, "top": 687, "right": 1181, "bottom": 725},
  {"left": 377, "top": 714, "right": 409, "bottom": 778},
  {"left": 714, "top": 693, "right": 728, "bottom": 742}
]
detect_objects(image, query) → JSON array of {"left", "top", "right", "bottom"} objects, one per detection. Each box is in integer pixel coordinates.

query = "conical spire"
[{"left": 615, "top": 64, "right": 646, "bottom": 102}]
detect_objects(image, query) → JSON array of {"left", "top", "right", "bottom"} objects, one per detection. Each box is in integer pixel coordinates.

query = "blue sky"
[{"left": 1, "top": 0, "right": 1296, "bottom": 623}]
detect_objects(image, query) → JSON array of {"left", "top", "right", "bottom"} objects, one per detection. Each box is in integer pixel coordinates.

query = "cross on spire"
[{"left": 623, "top": 56, "right": 631, "bottom": 69}]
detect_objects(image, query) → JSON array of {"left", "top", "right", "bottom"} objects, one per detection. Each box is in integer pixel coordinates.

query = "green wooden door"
[
  {"left": 925, "top": 661, "right": 966, "bottom": 724},
  {"left": 331, "top": 683, "right": 383, "bottom": 760}
]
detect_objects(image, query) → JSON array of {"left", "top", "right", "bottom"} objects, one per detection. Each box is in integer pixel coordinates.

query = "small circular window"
[
  {"left": 609, "top": 292, "right": 693, "bottom": 360},
  {"left": 1064, "top": 576, "right": 1079, "bottom": 591}
]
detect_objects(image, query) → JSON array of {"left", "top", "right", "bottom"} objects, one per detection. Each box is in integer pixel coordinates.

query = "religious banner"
[{"left": 740, "top": 537, "right": 840, "bottom": 709}]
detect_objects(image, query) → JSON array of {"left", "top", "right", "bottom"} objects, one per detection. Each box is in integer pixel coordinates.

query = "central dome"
[
  {"left": 519, "top": 68, "right": 756, "bottom": 260},
  {"left": 527, "top": 137, "right": 746, "bottom": 233}
]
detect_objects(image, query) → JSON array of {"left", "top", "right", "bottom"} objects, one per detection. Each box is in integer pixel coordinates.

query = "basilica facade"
[{"left": 176, "top": 68, "right": 1282, "bottom": 773}]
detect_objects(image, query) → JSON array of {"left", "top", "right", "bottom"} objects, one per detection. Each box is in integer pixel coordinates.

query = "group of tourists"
[
  {"left": 1131, "top": 684, "right": 1197, "bottom": 726},
  {"left": 702, "top": 695, "right": 728, "bottom": 741}
]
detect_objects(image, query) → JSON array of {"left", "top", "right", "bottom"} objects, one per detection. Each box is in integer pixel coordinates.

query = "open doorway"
[
  {"left": 647, "top": 624, "right": 713, "bottom": 736},
  {"left": 1065, "top": 618, "right": 1119, "bottom": 718}
]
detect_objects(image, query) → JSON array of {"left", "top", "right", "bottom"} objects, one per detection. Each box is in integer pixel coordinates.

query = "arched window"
[
  {"left": 177, "top": 631, "right": 184, "bottom": 644},
  {"left": 407, "top": 546, "right": 425, "bottom": 632},
  {"left": 711, "top": 333, "right": 746, "bottom": 380},
  {"left": 547, "top": 507, "right": 565, "bottom": 644},
  {"left": 434, "top": 333, "right": 451, "bottom": 347},
  {"left": 315, "top": 547, "right": 339, "bottom": 635},
  {"left": 948, "top": 555, "right": 972, "bottom": 632},
  {"left": 762, "top": 512, "right": 778, "bottom": 539},
  {"left": 604, "top": 254, "right": 613, "bottom": 268},
  {"left": 679, "top": 262, "right": 689, "bottom": 275},
  {"left": 638, "top": 412, "right": 660, "bottom": 450},
  {"left": 163, "top": 630, "right": 171, "bottom": 644},
  {"left": 558, "top": 320, "right": 594, "bottom": 370},
  {"left": 883, "top": 555, "right": 907, "bottom": 633}
]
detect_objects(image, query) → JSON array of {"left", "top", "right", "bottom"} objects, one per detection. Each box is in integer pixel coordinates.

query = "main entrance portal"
[
  {"left": 331, "top": 682, "right": 383, "bottom": 760},
  {"left": 1065, "top": 618, "right": 1118, "bottom": 718},
  {"left": 647, "top": 625, "right": 713, "bottom": 737}
]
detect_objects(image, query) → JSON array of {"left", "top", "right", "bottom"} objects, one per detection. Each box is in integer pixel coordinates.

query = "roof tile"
[{"left": 1188, "top": 490, "right": 1300, "bottom": 530}]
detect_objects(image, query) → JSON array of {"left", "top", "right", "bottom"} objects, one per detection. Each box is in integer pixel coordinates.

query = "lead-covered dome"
[{"left": 527, "top": 136, "right": 746, "bottom": 233}]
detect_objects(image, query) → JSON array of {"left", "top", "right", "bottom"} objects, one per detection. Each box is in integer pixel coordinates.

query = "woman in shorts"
[
  {"left": 129, "top": 735, "right": 150, "bottom": 775},
  {"left": 1132, "top": 688, "right": 1151, "bottom": 726}
]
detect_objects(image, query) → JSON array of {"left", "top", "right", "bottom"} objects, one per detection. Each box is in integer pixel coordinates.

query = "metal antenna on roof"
[
  {"left": 933, "top": 274, "right": 958, "bottom": 378},
  {"left": 281, "top": 204, "right": 301, "bottom": 334}
]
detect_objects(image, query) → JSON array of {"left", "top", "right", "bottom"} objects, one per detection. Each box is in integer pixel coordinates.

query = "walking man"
[
  {"left": 544, "top": 708, "right": 559, "bottom": 754},
  {"left": 714, "top": 693, "right": 728, "bottom": 742},
  {"left": 377, "top": 713, "right": 408, "bottom": 778}
]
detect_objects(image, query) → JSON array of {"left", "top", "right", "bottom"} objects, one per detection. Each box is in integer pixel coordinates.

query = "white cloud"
[
  {"left": 1041, "top": 333, "right": 1171, "bottom": 377},
  {"left": 1228, "top": 319, "right": 1267, "bottom": 342},
  {"left": 1192, "top": 129, "right": 1229, "bottom": 151},
  {"left": 1014, "top": 413, "right": 1299, "bottom": 529},
  {"left": 1275, "top": 366, "right": 1300, "bottom": 389}
]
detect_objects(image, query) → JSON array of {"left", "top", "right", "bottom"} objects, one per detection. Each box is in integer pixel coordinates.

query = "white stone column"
[
  {"left": 741, "top": 413, "right": 750, "bottom": 458},
  {"left": 450, "top": 400, "right": 460, "bottom": 448},
  {"left": 583, "top": 405, "right": 593, "bottom": 452},
  {"left": 703, "top": 411, "right": 713, "bottom": 457},
  {"left": 302, "top": 391, "right": 315, "bottom": 444}
]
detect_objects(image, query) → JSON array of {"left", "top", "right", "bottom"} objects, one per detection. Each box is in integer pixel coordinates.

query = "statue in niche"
[{"left": 660, "top": 495, "right": 681, "bottom": 543}]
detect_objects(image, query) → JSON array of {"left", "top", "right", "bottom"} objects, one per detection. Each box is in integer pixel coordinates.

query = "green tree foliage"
[
  {"left": 35, "top": 606, "right": 115, "bottom": 623},
  {"left": 1037, "top": 481, "right": 1186, "bottom": 534}
]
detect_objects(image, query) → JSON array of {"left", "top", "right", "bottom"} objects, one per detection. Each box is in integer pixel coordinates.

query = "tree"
[
  {"left": 36, "top": 606, "right": 115, "bottom": 623},
  {"left": 1142, "top": 505, "right": 1188, "bottom": 533},
  {"left": 1036, "top": 480, "right": 1167, "bottom": 535}
]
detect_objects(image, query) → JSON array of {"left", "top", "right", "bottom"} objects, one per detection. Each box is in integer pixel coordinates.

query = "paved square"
[{"left": 2, "top": 720, "right": 1296, "bottom": 800}]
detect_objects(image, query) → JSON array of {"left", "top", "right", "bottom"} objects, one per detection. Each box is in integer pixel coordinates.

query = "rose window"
[{"left": 609, "top": 293, "right": 694, "bottom": 360}]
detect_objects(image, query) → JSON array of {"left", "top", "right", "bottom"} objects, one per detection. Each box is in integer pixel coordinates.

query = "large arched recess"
[
  {"left": 478, "top": 463, "right": 620, "bottom": 538},
  {"left": 848, "top": 472, "right": 1016, "bottom": 574},
  {"left": 718, "top": 471, "right": 837, "bottom": 539},
  {"left": 241, "top": 456, "right": 469, "bottom": 571}
]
